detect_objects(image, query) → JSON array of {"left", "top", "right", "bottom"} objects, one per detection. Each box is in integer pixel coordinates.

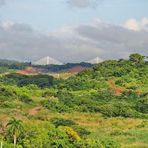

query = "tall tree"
[
  {"left": 0, "top": 121, "right": 6, "bottom": 148},
  {"left": 129, "top": 53, "right": 145, "bottom": 64},
  {"left": 6, "top": 118, "right": 24, "bottom": 148}
]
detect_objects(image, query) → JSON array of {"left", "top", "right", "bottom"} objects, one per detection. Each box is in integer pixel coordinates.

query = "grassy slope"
[{"left": 0, "top": 88, "right": 148, "bottom": 148}]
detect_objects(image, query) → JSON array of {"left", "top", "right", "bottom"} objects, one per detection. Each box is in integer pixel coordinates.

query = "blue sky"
[
  {"left": 0, "top": 0, "right": 148, "bottom": 31},
  {"left": 0, "top": 0, "right": 148, "bottom": 62}
]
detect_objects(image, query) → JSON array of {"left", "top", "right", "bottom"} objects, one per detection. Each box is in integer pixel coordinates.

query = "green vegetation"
[
  {"left": 6, "top": 118, "right": 24, "bottom": 148},
  {"left": 2, "top": 73, "right": 55, "bottom": 88},
  {"left": 0, "top": 59, "right": 30, "bottom": 70},
  {"left": 0, "top": 53, "right": 148, "bottom": 147},
  {"left": 34, "top": 62, "right": 93, "bottom": 72}
]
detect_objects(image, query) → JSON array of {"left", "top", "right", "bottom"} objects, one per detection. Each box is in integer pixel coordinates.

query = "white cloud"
[
  {"left": 0, "top": 21, "right": 15, "bottom": 29},
  {"left": 124, "top": 18, "right": 148, "bottom": 31},
  {"left": 0, "top": 19, "right": 147, "bottom": 62}
]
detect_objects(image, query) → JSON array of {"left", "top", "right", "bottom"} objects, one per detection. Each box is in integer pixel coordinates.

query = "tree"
[
  {"left": 129, "top": 53, "right": 145, "bottom": 63},
  {"left": 6, "top": 118, "right": 24, "bottom": 148},
  {"left": 0, "top": 121, "right": 6, "bottom": 148},
  {"left": 0, "top": 121, "right": 6, "bottom": 136}
]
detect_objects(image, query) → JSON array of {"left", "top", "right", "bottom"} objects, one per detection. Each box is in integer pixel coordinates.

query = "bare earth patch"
[{"left": 28, "top": 106, "right": 42, "bottom": 116}]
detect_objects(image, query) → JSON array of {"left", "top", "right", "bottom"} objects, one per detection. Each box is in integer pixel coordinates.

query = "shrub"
[
  {"left": 59, "top": 126, "right": 81, "bottom": 142},
  {"left": 136, "top": 97, "right": 148, "bottom": 114},
  {"left": 72, "top": 126, "right": 91, "bottom": 137},
  {"left": 99, "top": 102, "right": 137, "bottom": 118},
  {"left": 50, "top": 118, "right": 76, "bottom": 127},
  {"left": 74, "top": 138, "right": 120, "bottom": 148},
  {"left": 19, "top": 94, "right": 32, "bottom": 104},
  {"left": 101, "top": 137, "right": 121, "bottom": 148},
  {"left": 42, "top": 98, "right": 71, "bottom": 113},
  {"left": 74, "top": 139, "right": 103, "bottom": 148}
]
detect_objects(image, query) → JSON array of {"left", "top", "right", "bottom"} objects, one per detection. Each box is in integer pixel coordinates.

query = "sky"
[{"left": 0, "top": 0, "right": 148, "bottom": 62}]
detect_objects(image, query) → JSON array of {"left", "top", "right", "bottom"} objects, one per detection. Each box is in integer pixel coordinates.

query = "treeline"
[
  {"left": 0, "top": 59, "right": 93, "bottom": 73},
  {"left": 1, "top": 73, "right": 55, "bottom": 88},
  {"left": 34, "top": 62, "right": 93, "bottom": 72},
  {"left": 0, "top": 59, "right": 30, "bottom": 70}
]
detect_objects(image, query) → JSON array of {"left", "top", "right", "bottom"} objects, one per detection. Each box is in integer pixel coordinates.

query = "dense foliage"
[
  {"left": 34, "top": 62, "right": 93, "bottom": 72},
  {"left": 1, "top": 73, "right": 55, "bottom": 88},
  {"left": 0, "top": 53, "right": 147, "bottom": 147},
  {"left": 0, "top": 59, "right": 30, "bottom": 70},
  {"left": 41, "top": 53, "right": 148, "bottom": 118}
]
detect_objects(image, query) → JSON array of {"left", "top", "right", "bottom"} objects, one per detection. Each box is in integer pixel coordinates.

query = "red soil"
[
  {"left": 67, "top": 66, "right": 88, "bottom": 73},
  {"left": 28, "top": 106, "right": 42, "bottom": 116},
  {"left": 16, "top": 66, "right": 40, "bottom": 75},
  {"left": 108, "top": 80, "right": 125, "bottom": 96}
]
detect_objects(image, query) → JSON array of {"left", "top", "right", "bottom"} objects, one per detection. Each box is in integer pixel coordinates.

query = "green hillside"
[{"left": 0, "top": 53, "right": 148, "bottom": 147}]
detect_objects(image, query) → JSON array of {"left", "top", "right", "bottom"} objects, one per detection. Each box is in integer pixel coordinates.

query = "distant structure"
[
  {"left": 32, "top": 56, "right": 63, "bottom": 65},
  {"left": 87, "top": 57, "right": 103, "bottom": 64}
]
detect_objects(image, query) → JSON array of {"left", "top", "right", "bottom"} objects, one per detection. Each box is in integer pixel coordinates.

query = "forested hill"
[
  {"left": 63, "top": 53, "right": 148, "bottom": 92},
  {"left": 0, "top": 53, "right": 148, "bottom": 147},
  {"left": 0, "top": 59, "right": 30, "bottom": 69},
  {"left": 49, "top": 53, "right": 148, "bottom": 118}
]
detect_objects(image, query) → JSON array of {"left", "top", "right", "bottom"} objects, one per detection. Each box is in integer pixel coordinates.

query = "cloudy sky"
[{"left": 0, "top": 0, "right": 148, "bottom": 62}]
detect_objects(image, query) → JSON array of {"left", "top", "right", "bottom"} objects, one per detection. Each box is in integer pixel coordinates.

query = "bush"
[
  {"left": 4, "top": 74, "right": 54, "bottom": 88},
  {"left": 136, "top": 97, "right": 148, "bottom": 114},
  {"left": 74, "top": 138, "right": 120, "bottom": 148},
  {"left": 101, "top": 138, "right": 121, "bottom": 148},
  {"left": 99, "top": 102, "right": 137, "bottom": 118},
  {"left": 59, "top": 126, "right": 81, "bottom": 142},
  {"left": 19, "top": 94, "right": 32, "bottom": 104},
  {"left": 72, "top": 126, "right": 91, "bottom": 137},
  {"left": 42, "top": 98, "right": 71, "bottom": 113},
  {"left": 50, "top": 118, "right": 76, "bottom": 127}
]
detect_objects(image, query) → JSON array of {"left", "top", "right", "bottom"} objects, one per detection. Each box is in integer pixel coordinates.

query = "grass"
[
  {"left": 0, "top": 88, "right": 147, "bottom": 148},
  {"left": 48, "top": 72, "right": 75, "bottom": 79},
  {"left": 26, "top": 111, "right": 148, "bottom": 147},
  {"left": 1, "top": 103, "right": 148, "bottom": 148}
]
